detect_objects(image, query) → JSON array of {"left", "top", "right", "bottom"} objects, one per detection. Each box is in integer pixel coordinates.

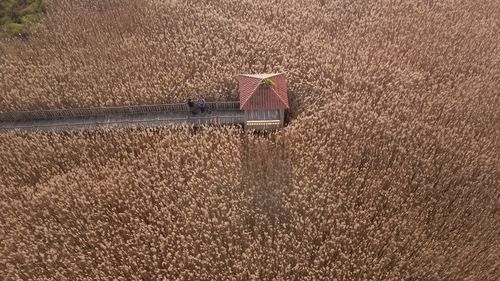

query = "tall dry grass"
[
  {"left": 1, "top": 0, "right": 499, "bottom": 280},
  {"left": 2, "top": 0, "right": 495, "bottom": 115}
]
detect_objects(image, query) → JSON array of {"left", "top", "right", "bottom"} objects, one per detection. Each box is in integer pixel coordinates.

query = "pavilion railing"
[{"left": 0, "top": 101, "right": 241, "bottom": 122}]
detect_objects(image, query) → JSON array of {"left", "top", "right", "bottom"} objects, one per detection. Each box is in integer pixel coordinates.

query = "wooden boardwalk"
[{"left": 0, "top": 102, "right": 244, "bottom": 132}]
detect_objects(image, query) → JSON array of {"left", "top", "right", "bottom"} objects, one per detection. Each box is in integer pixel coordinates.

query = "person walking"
[
  {"left": 187, "top": 98, "right": 196, "bottom": 114},
  {"left": 198, "top": 96, "right": 206, "bottom": 113}
]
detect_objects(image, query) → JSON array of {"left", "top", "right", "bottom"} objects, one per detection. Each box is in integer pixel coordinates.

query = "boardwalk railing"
[{"left": 0, "top": 101, "right": 241, "bottom": 122}]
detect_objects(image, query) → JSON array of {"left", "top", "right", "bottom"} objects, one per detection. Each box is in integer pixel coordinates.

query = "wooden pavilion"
[{"left": 238, "top": 73, "right": 289, "bottom": 130}]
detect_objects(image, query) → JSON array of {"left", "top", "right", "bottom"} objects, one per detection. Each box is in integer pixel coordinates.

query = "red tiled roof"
[{"left": 239, "top": 73, "right": 288, "bottom": 110}]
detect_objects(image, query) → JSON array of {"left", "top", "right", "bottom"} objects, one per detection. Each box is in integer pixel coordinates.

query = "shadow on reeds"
[{"left": 240, "top": 132, "right": 293, "bottom": 238}]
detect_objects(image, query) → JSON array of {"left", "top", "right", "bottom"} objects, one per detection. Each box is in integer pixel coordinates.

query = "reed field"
[{"left": 1, "top": 0, "right": 499, "bottom": 280}]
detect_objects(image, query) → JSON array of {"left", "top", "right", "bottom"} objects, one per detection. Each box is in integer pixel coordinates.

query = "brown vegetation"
[{"left": 1, "top": 0, "right": 499, "bottom": 280}]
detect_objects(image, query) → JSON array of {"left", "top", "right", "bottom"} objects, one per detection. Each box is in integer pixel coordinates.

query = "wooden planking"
[
  {"left": 0, "top": 109, "right": 244, "bottom": 132},
  {"left": 0, "top": 102, "right": 241, "bottom": 122}
]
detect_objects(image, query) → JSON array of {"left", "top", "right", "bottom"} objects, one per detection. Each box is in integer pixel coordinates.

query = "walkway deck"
[{"left": 0, "top": 102, "right": 244, "bottom": 132}]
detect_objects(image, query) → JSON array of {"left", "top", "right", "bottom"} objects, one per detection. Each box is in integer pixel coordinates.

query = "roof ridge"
[
  {"left": 270, "top": 86, "right": 289, "bottom": 108},
  {"left": 239, "top": 73, "right": 288, "bottom": 110},
  {"left": 240, "top": 77, "right": 263, "bottom": 109}
]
